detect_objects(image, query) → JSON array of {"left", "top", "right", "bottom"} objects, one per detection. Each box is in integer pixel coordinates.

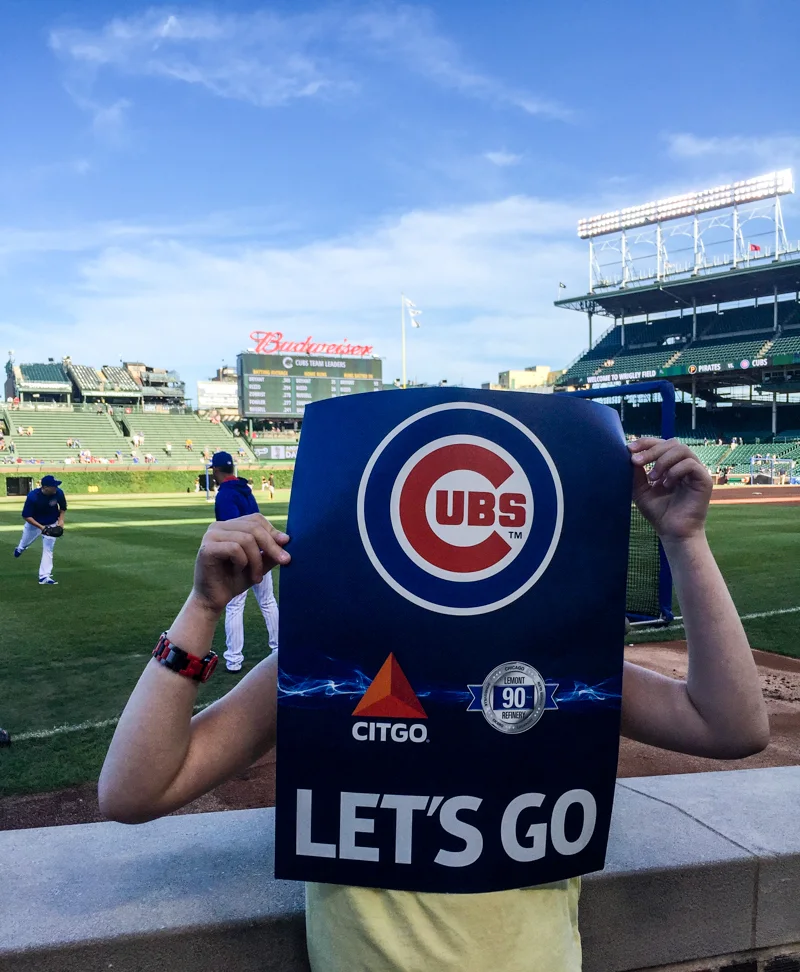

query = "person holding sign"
[{"left": 99, "top": 437, "right": 768, "bottom": 972}]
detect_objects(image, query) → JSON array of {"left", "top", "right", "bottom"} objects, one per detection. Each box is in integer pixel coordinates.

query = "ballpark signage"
[
  {"left": 238, "top": 352, "right": 382, "bottom": 417},
  {"left": 275, "top": 388, "right": 631, "bottom": 893}
]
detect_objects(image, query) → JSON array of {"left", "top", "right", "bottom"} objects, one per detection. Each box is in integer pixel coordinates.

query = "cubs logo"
[{"left": 357, "top": 403, "right": 563, "bottom": 615}]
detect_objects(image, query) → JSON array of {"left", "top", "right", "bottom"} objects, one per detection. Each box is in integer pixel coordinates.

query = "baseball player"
[
  {"left": 210, "top": 451, "right": 278, "bottom": 671},
  {"left": 13, "top": 474, "right": 66, "bottom": 585}
]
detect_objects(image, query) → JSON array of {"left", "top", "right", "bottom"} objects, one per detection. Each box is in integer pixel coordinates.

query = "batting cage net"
[{"left": 566, "top": 381, "right": 675, "bottom": 626}]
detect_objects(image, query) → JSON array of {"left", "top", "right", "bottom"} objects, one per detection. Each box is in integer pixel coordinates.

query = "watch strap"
[{"left": 153, "top": 633, "right": 218, "bottom": 683}]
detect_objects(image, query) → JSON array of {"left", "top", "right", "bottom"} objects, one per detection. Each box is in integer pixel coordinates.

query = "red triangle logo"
[{"left": 352, "top": 653, "right": 427, "bottom": 719}]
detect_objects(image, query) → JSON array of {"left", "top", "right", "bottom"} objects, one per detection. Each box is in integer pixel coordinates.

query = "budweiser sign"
[{"left": 250, "top": 331, "right": 374, "bottom": 357}]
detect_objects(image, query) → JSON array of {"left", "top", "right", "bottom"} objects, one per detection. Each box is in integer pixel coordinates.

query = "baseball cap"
[
  {"left": 41, "top": 475, "right": 62, "bottom": 487},
  {"left": 210, "top": 451, "right": 234, "bottom": 468}
]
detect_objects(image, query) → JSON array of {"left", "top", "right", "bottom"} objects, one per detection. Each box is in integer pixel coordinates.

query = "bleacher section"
[
  {"left": 678, "top": 337, "right": 773, "bottom": 367},
  {"left": 768, "top": 332, "right": 800, "bottom": 355},
  {"left": 0, "top": 409, "right": 128, "bottom": 463},
  {"left": 689, "top": 444, "right": 730, "bottom": 468},
  {"left": 121, "top": 414, "right": 255, "bottom": 462},
  {"left": 16, "top": 362, "right": 72, "bottom": 393},
  {"left": 101, "top": 366, "right": 141, "bottom": 393},
  {"left": 593, "top": 349, "right": 679, "bottom": 377},
  {"left": 66, "top": 363, "right": 103, "bottom": 393},
  {"left": 554, "top": 302, "right": 800, "bottom": 389}
]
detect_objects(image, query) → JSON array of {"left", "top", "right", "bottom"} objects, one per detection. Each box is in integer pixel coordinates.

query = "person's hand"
[
  {"left": 192, "top": 513, "right": 291, "bottom": 614},
  {"left": 628, "top": 437, "right": 712, "bottom": 543}
]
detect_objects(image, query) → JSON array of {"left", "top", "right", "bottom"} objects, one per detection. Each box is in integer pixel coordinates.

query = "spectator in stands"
[
  {"left": 8, "top": 439, "right": 15, "bottom": 455},
  {"left": 251, "top": 430, "right": 258, "bottom": 440},
  {"left": 237, "top": 446, "right": 247, "bottom": 458},
  {"left": 26, "top": 426, "right": 33, "bottom": 436},
  {"left": 144, "top": 453, "right": 155, "bottom": 464},
  {"left": 138, "top": 431, "right": 145, "bottom": 444},
  {"left": 185, "top": 438, "right": 193, "bottom": 451},
  {"left": 66, "top": 438, "right": 73, "bottom": 448},
  {"left": 74, "top": 438, "right": 81, "bottom": 449},
  {"left": 202, "top": 446, "right": 211, "bottom": 462},
  {"left": 233, "top": 427, "right": 241, "bottom": 437},
  {"left": 165, "top": 442, "right": 173, "bottom": 458}
]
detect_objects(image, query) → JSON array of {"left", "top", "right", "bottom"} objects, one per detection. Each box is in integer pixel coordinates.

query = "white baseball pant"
[
  {"left": 17, "top": 522, "right": 57, "bottom": 580},
  {"left": 224, "top": 569, "right": 279, "bottom": 669}
]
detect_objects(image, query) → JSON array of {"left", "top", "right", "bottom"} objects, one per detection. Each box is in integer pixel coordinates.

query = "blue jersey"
[
  {"left": 22, "top": 488, "right": 67, "bottom": 526},
  {"left": 215, "top": 477, "right": 259, "bottom": 521}
]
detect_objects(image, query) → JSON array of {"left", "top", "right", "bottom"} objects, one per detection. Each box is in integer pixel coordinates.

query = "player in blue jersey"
[
  {"left": 14, "top": 474, "right": 67, "bottom": 585},
  {"left": 210, "top": 451, "right": 279, "bottom": 671}
]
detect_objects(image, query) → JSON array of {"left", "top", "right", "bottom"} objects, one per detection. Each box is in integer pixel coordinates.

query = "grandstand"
[{"left": 555, "top": 169, "right": 800, "bottom": 451}]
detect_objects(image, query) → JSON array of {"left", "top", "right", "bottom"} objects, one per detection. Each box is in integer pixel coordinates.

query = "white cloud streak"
[
  {"left": 665, "top": 133, "right": 800, "bottom": 166},
  {"left": 49, "top": 4, "right": 570, "bottom": 121},
  {"left": 484, "top": 151, "right": 522, "bottom": 167},
  {"left": 0, "top": 196, "right": 588, "bottom": 385}
]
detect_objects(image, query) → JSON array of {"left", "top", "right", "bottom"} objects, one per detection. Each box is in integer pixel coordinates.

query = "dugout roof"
[{"left": 556, "top": 256, "right": 800, "bottom": 319}]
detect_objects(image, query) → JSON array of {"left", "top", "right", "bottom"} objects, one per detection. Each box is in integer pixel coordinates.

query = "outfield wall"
[
  {"left": 1, "top": 768, "right": 798, "bottom": 972},
  {"left": 0, "top": 466, "right": 295, "bottom": 495}
]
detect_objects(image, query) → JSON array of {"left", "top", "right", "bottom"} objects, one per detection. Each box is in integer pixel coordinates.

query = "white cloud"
[
  {"left": 0, "top": 196, "right": 589, "bottom": 386},
  {"left": 49, "top": 5, "right": 570, "bottom": 120},
  {"left": 665, "top": 133, "right": 800, "bottom": 166},
  {"left": 484, "top": 151, "right": 522, "bottom": 167},
  {"left": 346, "top": 6, "right": 571, "bottom": 120}
]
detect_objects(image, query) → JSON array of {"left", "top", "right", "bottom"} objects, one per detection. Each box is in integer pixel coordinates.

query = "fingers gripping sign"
[
  {"left": 628, "top": 437, "right": 713, "bottom": 542},
  {"left": 193, "top": 513, "right": 291, "bottom": 613}
]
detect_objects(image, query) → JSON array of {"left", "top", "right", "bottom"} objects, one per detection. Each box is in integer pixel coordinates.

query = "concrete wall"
[{"left": 1, "top": 767, "right": 799, "bottom": 972}]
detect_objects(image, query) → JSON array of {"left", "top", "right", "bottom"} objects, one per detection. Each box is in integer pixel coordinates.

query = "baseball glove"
[{"left": 42, "top": 525, "right": 64, "bottom": 538}]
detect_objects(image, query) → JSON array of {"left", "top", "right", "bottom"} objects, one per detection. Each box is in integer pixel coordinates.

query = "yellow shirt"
[{"left": 305, "top": 878, "right": 582, "bottom": 972}]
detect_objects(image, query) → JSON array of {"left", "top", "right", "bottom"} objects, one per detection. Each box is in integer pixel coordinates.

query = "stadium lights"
[{"left": 578, "top": 169, "right": 794, "bottom": 239}]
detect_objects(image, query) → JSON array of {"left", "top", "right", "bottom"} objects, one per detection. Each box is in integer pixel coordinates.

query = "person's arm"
[
  {"left": 58, "top": 491, "right": 67, "bottom": 527},
  {"left": 98, "top": 513, "right": 290, "bottom": 824},
  {"left": 24, "top": 516, "right": 44, "bottom": 529},
  {"left": 621, "top": 438, "right": 769, "bottom": 759}
]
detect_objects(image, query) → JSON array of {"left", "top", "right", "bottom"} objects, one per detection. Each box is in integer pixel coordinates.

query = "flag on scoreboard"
[
  {"left": 750, "top": 243, "right": 761, "bottom": 252},
  {"left": 558, "top": 282, "right": 567, "bottom": 288}
]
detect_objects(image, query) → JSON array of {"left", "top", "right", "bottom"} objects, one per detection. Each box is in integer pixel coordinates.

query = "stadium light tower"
[{"left": 577, "top": 169, "right": 794, "bottom": 295}]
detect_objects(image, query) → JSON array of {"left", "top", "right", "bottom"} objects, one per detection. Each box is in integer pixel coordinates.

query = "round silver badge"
[{"left": 481, "top": 661, "right": 547, "bottom": 734}]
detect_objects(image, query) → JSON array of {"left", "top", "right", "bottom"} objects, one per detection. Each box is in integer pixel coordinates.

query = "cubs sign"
[
  {"left": 357, "top": 404, "right": 562, "bottom": 614},
  {"left": 276, "top": 388, "right": 632, "bottom": 893}
]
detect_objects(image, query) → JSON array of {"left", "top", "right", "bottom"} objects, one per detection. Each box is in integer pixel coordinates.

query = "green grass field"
[{"left": 0, "top": 493, "right": 798, "bottom": 799}]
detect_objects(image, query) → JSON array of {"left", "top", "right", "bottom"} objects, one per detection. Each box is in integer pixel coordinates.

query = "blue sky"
[{"left": 2, "top": 0, "right": 800, "bottom": 401}]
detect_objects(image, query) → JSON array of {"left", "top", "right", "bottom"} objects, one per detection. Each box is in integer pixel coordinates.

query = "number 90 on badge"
[{"left": 467, "top": 662, "right": 553, "bottom": 734}]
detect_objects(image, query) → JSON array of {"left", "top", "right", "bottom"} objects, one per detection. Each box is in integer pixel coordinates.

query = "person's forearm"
[
  {"left": 24, "top": 516, "right": 42, "bottom": 529},
  {"left": 98, "top": 594, "right": 220, "bottom": 822},
  {"left": 664, "top": 533, "right": 769, "bottom": 753}
]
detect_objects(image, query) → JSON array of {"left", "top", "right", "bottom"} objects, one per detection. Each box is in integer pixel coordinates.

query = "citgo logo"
[
  {"left": 352, "top": 653, "right": 428, "bottom": 743},
  {"left": 357, "top": 403, "right": 563, "bottom": 615}
]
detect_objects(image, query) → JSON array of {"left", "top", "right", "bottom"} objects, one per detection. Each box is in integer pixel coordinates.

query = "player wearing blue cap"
[
  {"left": 14, "top": 474, "right": 67, "bottom": 585},
  {"left": 210, "top": 451, "right": 279, "bottom": 671}
]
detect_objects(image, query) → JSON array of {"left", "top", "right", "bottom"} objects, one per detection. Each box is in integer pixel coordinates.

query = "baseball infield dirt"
[{"left": 1, "top": 641, "right": 799, "bottom": 831}]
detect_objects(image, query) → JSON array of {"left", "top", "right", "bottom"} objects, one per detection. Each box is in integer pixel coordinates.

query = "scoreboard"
[{"left": 238, "top": 353, "right": 383, "bottom": 418}]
